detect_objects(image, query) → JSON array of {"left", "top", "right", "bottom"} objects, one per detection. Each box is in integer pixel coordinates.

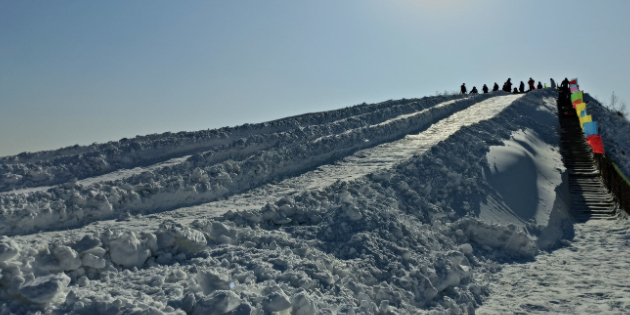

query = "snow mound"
[{"left": 0, "top": 89, "right": 573, "bottom": 314}]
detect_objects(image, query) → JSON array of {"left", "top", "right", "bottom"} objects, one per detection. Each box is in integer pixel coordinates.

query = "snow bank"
[
  {"left": 584, "top": 94, "right": 630, "bottom": 178},
  {"left": 0, "top": 89, "right": 572, "bottom": 314},
  {"left": 0, "top": 93, "right": 496, "bottom": 236},
  {"left": 0, "top": 95, "right": 469, "bottom": 192}
]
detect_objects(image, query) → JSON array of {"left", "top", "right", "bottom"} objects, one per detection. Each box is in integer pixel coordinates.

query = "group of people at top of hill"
[{"left": 460, "top": 78, "right": 560, "bottom": 95}]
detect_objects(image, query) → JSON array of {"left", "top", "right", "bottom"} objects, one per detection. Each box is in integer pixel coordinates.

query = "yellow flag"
[
  {"left": 580, "top": 115, "right": 592, "bottom": 129},
  {"left": 575, "top": 103, "right": 586, "bottom": 116}
]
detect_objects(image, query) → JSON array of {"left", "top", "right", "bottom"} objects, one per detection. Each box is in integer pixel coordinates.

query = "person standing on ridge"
[
  {"left": 519, "top": 81, "right": 525, "bottom": 93},
  {"left": 482, "top": 84, "right": 489, "bottom": 93},
  {"left": 527, "top": 78, "right": 536, "bottom": 91},
  {"left": 537, "top": 81, "right": 543, "bottom": 89},
  {"left": 561, "top": 78, "right": 570, "bottom": 89},
  {"left": 493, "top": 83, "right": 499, "bottom": 92},
  {"left": 550, "top": 78, "right": 556, "bottom": 88},
  {"left": 470, "top": 86, "right": 478, "bottom": 94},
  {"left": 503, "top": 78, "right": 512, "bottom": 92},
  {"left": 513, "top": 87, "right": 519, "bottom": 94},
  {"left": 461, "top": 83, "right": 467, "bottom": 94}
]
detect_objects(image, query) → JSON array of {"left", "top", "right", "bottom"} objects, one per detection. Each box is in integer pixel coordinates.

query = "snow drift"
[{"left": 0, "top": 89, "right": 572, "bottom": 314}]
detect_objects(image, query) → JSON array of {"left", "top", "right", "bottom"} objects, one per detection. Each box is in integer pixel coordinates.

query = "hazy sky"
[{"left": 2, "top": 0, "right": 629, "bottom": 157}]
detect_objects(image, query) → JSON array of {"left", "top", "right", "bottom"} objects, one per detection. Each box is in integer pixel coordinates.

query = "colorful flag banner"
[
  {"left": 575, "top": 102, "right": 586, "bottom": 114},
  {"left": 570, "top": 86, "right": 579, "bottom": 93},
  {"left": 580, "top": 115, "right": 592, "bottom": 129},
  {"left": 570, "top": 78, "right": 578, "bottom": 85},
  {"left": 571, "top": 91, "right": 583, "bottom": 103},
  {"left": 570, "top": 84, "right": 578, "bottom": 88},
  {"left": 583, "top": 121, "right": 598, "bottom": 137},
  {"left": 586, "top": 135, "right": 605, "bottom": 154}
]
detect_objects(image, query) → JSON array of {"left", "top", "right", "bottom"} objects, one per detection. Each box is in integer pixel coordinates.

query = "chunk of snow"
[
  {"left": 0, "top": 236, "right": 19, "bottom": 262},
  {"left": 19, "top": 273, "right": 70, "bottom": 304},
  {"left": 193, "top": 290, "right": 241, "bottom": 315},
  {"left": 81, "top": 253, "right": 106, "bottom": 269},
  {"left": 53, "top": 245, "right": 82, "bottom": 271},
  {"left": 262, "top": 291, "right": 292, "bottom": 312},
  {"left": 108, "top": 232, "right": 151, "bottom": 268}
]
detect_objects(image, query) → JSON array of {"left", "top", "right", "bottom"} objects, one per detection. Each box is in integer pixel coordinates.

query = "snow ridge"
[
  {"left": 0, "top": 95, "right": 470, "bottom": 192},
  {"left": 0, "top": 89, "right": 572, "bottom": 315},
  {"left": 0, "top": 93, "right": 498, "bottom": 236}
]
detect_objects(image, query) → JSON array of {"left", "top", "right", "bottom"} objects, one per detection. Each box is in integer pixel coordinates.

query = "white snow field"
[
  {"left": 478, "top": 220, "right": 630, "bottom": 314},
  {"left": 0, "top": 88, "right": 609, "bottom": 314}
]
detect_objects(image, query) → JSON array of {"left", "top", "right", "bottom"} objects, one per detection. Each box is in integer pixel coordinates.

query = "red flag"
[
  {"left": 570, "top": 79, "right": 578, "bottom": 85},
  {"left": 586, "top": 135, "right": 605, "bottom": 154},
  {"left": 572, "top": 99, "right": 582, "bottom": 107}
]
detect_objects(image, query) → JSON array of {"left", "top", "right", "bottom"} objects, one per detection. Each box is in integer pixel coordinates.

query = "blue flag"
[{"left": 583, "top": 121, "right": 598, "bottom": 137}]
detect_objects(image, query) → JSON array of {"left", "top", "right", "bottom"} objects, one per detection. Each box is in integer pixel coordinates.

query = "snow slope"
[
  {"left": 584, "top": 94, "right": 630, "bottom": 177},
  {"left": 478, "top": 220, "right": 630, "bottom": 314},
  {"left": 0, "top": 89, "right": 572, "bottom": 314}
]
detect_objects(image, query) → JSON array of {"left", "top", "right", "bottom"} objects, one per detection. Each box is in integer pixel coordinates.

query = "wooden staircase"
[{"left": 559, "top": 109, "right": 616, "bottom": 221}]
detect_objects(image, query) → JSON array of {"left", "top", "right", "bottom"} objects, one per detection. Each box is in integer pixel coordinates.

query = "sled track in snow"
[
  {"left": 0, "top": 93, "right": 510, "bottom": 235},
  {"left": 559, "top": 105, "right": 616, "bottom": 221},
  {"left": 1, "top": 94, "right": 471, "bottom": 192}
]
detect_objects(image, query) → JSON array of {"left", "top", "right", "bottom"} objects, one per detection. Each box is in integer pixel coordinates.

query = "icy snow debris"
[
  {"left": 262, "top": 290, "right": 292, "bottom": 312},
  {"left": 197, "top": 268, "right": 232, "bottom": 294},
  {"left": 81, "top": 253, "right": 106, "bottom": 269},
  {"left": 72, "top": 234, "right": 102, "bottom": 254},
  {"left": 157, "top": 221, "right": 207, "bottom": 253},
  {"left": 454, "top": 217, "right": 537, "bottom": 258},
  {"left": 0, "top": 90, "right": 572, "bottom": 313},
  {"left": 19, "top": 273, "right": 70, "bottom": 304},
  {"left": 192, "top": 290, "right": 242, "bottom": 315},
  {"left": 0, "top": 236, "right": 19, "bottom": 262},
  {"left": 107, "top": 231, "right": 151, "bottom": 268}
]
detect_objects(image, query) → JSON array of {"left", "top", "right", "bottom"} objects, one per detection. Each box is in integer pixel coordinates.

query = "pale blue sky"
[{"left": 1, "top": 0, "right": 629, "bottom": 157}]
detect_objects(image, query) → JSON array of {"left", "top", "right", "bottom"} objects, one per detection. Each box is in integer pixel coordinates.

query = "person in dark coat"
[
  {"left": 482, "top": 84, "right": 489, "bottom": 93},
  {"left": 519, "top": 81, "right": 525, "bottom": 93},
  {"left": 550, "top": 78, "right": 556, "bottom": 88},
  {"left": 470, "top": 86, "right": 478, "bottom": 94},
  {"left": 461, "top": 83, "right": 467, "bottom": 94},
  {"left": 537, "top": 81, "right": 543, "bottom": 89},
  {"left": 561, "top": 78, "right": 570, "bottom": 89},
  {"left": 527, "top": 78, "right": 536, "bottom": 91},
  {"left": 503, "top": 78, "right": 512, "bottom": 92},
  {"left": 513, "top": 87, "right": 519, "bottom": 94},
  {"left": 493, "top": 83, "right": 499, "bottom": 92}
]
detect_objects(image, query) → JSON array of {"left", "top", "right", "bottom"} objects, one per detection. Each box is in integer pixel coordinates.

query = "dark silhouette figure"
[
  {"left": 482, "top": 84, "right": 489, "bottom": 94},
  {"left": 461, "top": 83, "right": 467, "bottom": 94},
  {"left": 513, "top": 87, "right": 519, "bottom": 94},
  {"left": 560, "top": 78, "right": 571, "bottom": 95},
  {"left": 502, "top": 78, "right": 512, "bottom": 92},
  {"left": 550, "top": 78, "right": 556, "bottom": 88},
  {"left": 528, "top": 78, "right": 536, "bottom": 91},
  {"left": 470, "top": 86, "right": 478, "bottom": 94},
  {"left": 519, "top": 81, "right": 525, "bottom": 93},
  {"left": 493, "top": 83, "right": 499, "bottom": 92},
  {"left": 537, "top": 81, "right": 543, "bottom": 89}
]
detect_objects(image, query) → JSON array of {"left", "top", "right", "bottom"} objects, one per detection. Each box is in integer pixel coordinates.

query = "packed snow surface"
[{"left": 0, "top": 89, "right": 588, "bottom": 314}]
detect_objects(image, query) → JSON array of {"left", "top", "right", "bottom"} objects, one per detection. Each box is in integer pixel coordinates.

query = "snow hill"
[{"left": 0, "top": 88, "right": 607, "bottom": 314}]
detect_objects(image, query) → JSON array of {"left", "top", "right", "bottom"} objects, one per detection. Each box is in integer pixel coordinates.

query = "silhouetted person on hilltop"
[
  {"left": 550, "top": 78, "right": 556, "bottom": 88},
  {"left": 519, "top": 81, "right": 525, "bottom": 93},
  {"left": 493, "top": 83, "right": 499, "bottom": 92},
  {"left": 537, "top": 81, "right": 543, "bottom": 89},
  {"left": 528, "top": 78, "right": 536, "bottom": 91},
  {"left": 561, "top": 78, "right": 569, "bottom": 89},
  {"left": 513, "top": 87, "right": 519, "bottom": 94},
  {"left": 482, "top": 84, "right": 489, "bottom": 94},
  {"left": 461, "top": 83, "right": 467, "bottom": 94},
  {"left": 502, "top": 78, "right": 512, "bottom": 92},
  {"left": 470, "top": 86, "right": 478, "bottom": 94}
]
